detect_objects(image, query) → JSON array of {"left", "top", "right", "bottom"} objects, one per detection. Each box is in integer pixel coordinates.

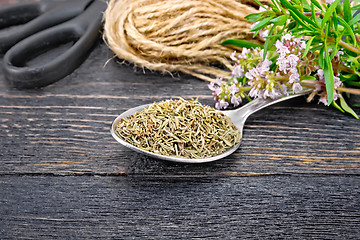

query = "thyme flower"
[{"left": 210, "top": 0, "right": 360, "bottom": 118}]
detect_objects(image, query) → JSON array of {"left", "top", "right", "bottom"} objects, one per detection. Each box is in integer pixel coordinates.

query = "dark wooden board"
[
  {"left": 1, "top": 175, "right": 359, "bottom": 239},
  {"left": 1, "top": 1, "right": 360, "bottom": 237},
  {"left": 0, "top": 41, "right": 359, "bottom": 176}
]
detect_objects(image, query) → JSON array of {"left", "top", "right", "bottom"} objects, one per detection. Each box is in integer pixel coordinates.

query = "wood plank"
[
  {"left": 1, "top": 1, "right": 359, "bottom": 239},
  {"left": 1, "top": 175, "right": 359, "bottom": 239}
]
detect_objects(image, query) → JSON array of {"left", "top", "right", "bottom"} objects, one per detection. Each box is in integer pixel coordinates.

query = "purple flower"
[
  {"left": 215, "top": 77, "right": 223, "bottom": 86},
  {"left": 287, "top": 54, "right": 299, "bottom": 69},
  {"left": 280, "top": 84, "right": 288, "bottom": 95},
  {"left": 289, "top": 71, "right": 300, "bottom": 83},
  {"left": 260, "top": 29, "right": 269, "bottom": 38},
  {"left": 333, "top": 93, "right": 341, "bottom": 101},
  {"left": 232, "top": 65, "right": 244, "bottom": 78},
  {"left": 230, "top": 51, "right": 237, "bottom": 61},
  {"left": 231, "top": 95, "right": 242, "bottom": 107},
  {"left": 259, "top": 5, "right": 268, "bottom": 11},
  {"left": 281, "top": 33, "right": 293, "bottom": 42},
  {"left": 277, "top": 56, "right": 288, "bottom": 72},
  {"left": 248, "top": 87, "right": 259, "bottom": 98},
  {"left": 228, "top": 84, "right": 239, "bottom": 95},
  {"left": 318, "top": 96, "right": 328, "bottom": 105},
  {"left": 245, "top": 68, "right": 259, "bottom": 80},
  {"left": 334, "top": 75, "right": 343, "bottom": 89},
  {"left": 316, "top": 69, "right": 325, "bottom": 81},
  {"left": 249, "top": 86, "right": 268, "bottom": 99},
  {"left": 208, "top": 82, "right": 216, "bottom": 91},
  {"left": 272, "top": 89, "right": 282, "bottom": 99},
  {"left": 215, "top": 87, "right": 223, "bottom": 96},
  {"left": 215, "top": 99, "right": 229, "bottom": 110},
  {"left": 292, "top": 82, "right": 303, "bottom": 93},
  {"left": 261, "top": 59, "right": 272, "bottom": 72},
  {"left": 240, "top": 48, "right": 250, "bottom": 58},
  {"left": 335, "top": 50, "right": 344, "bottom": 58},
  {"left": 297, "top": 40, "right": 307, "bottom": 50}
]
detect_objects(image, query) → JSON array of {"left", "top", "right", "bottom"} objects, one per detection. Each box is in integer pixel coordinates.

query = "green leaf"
[
  {"left": 346, "top": 80, "right": 360, "bottom": 87},
  {"left": 253, "top": 0, "right": 267, "bottom": 10},
  {"left": 288, "top": 9, "right": 309, "bottom": 29},
  {"left": 270, "top": 0, "right": 281, "bottom": 12},
  {"left": 323, "top": 45, "right": 335, "bottom": 105},
  {"left": 279, "top": 0, "right": 319, "bottom": 29},
  {"left": 337, "top": 17, "right": 356, "bottom": 44},
  {"left": 303, "top": 36, "right": 316, "bottom": 57},
  {"left": 329, "top": 44, "right": 338, "bottom": 60},
  {"left": 292, "top": 4, "right": 302, "bottom": 10},
  {"left": 331, "top": 101, "right": 345, "bottom": 113},
  {"left": 270, "top": 15, "right": 288, "bottom": 25},
  {"left": 356, "top": 22, "right": 360, "bottom": 32},
  {"left": 263, "top": 24, "right": 277, "bottom": 60},
  {"left": 310, "top": 0, "right": 323, "bottom": 10},
  {"left": 300, "top": 75, "right": 317, "bottom": 80},
  {"left": 287, "top": 20, "right": 297, "bottom": 30},
  {"left": 340, "top": 96, "right": 360, "bottom": 119},
  {"left": 321, "top": 0, "right": 341, "bottom": 29},
  {"left": 264, "top": 33, "right": 285, "bottom": 39},
  {"left": 344, "top": 0, "right": 352, "bottom": 23},
  {"left": 252, "top": 29, "right": 261, "bottom": 37},
  {"left": 340, "top": 74, "right": 359, "bottom": 81},
  {"left": 348, "top": 13, "right": 360, "bottom": 26},
  {"left": 351, "top": 4, "right": 360, "bottom": 11},
  {"left": 301, "top": 0, "right": 312, "bottom": 12},
  {"left": 251, "top": 17, "right": 272, "bottom": 31},
  {"left": 318, "top": 45, "right": 325, "bottom": 68},
  {"left": 332, "top": 11, "right": 339, "bottom": 32},
  {"left": 221, "top": 39, "right": 263, "bottom": 49},
  {"left": 245, "top": 13, "right": 264, "bottom": 22},
  {"left": 311, "top": 3, "right": 317, "bottom": 24}
]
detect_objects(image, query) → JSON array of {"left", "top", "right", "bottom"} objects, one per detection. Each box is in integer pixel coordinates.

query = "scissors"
[{"left": 0, "top": 0, "right": 106, "bottom": 89}]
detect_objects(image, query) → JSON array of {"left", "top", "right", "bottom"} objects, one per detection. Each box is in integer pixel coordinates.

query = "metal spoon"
[{"left": 111, "top": 89, "right": 311, "bottom": 163}]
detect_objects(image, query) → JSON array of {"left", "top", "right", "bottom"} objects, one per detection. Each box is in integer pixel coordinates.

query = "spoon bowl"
[{"left": 111, "top": 90, "right": 311, "bottom": 163}]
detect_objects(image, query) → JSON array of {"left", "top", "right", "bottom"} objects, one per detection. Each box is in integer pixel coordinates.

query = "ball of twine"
[{"left": 103, "top": 0, "right": 267, "bottom": 82}]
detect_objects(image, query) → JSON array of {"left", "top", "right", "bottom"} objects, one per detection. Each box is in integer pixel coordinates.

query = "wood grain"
[
  {"left": 1, "top": 175, "right": 359, "bottom": 239},
  {"left": 0, "top": 3, "right": 360, "bottom": 237}
]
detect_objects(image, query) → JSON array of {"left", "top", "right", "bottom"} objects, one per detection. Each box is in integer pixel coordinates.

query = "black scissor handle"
[
  {"left": 0, "top": 0, "right": 93, "bottom": 53},
  {"left": 3, "top": 0, "right": 106, "bottom": 89},
  {"left": 0, "top": 2, "right": 41, "bottom": 28}
]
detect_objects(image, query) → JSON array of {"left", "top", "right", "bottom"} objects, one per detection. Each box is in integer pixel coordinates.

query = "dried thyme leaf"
[{"left": 115, "top": 98, "right": 241, "bottom": 159}]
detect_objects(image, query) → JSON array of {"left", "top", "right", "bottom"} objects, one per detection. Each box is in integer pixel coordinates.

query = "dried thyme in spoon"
[{"left": 115, "top": 98, "right": 241, "bottom": 159}]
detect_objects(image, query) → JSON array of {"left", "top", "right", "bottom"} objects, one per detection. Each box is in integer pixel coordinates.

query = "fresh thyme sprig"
[{"left": 209, "top": 0, "right": 360, "bottom": 118}]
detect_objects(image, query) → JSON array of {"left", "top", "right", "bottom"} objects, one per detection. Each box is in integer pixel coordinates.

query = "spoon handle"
[{"left": 225, "top": 89, "right": 312, "bottom": 127}]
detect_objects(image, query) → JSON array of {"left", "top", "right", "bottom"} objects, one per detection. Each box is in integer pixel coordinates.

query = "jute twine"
[{"left": 103, "top": 0, "right": 269, "bottom": 82}]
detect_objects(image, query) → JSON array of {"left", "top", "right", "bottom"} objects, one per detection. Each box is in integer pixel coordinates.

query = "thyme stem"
[
  {"left": 336, "top": 87, "right": 360, "bottom": 95},
  {"left": 338, "top": 41, "right": 360, "bottom": 55}
]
